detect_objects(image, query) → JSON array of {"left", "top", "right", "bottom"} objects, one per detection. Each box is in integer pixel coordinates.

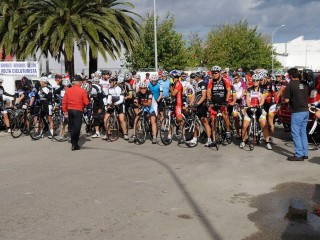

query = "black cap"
[{"left": 73, "top": 75, "right": 83, "bottom": 82}]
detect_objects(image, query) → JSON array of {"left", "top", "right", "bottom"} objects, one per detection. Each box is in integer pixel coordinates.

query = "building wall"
[{"left": 274, "top": 36, "right": 320, "bottom": 71}]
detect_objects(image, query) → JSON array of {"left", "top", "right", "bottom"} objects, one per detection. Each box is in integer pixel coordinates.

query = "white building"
[{"left": 274, "top": 36, "right": 320, "bottom": 71}]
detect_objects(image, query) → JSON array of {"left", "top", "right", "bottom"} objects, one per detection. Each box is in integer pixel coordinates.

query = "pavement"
[{"left": 0, "top": 127, "right": 319, "bottom": 240}]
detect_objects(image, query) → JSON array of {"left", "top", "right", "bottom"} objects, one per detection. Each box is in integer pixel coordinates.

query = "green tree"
[
  {"left": 124, "top": 13, "right": 187, "bottom": 71},
  {"left": 205, "top": 19, "right": 281, "bottom": 71},
  {"left": 185, "top": 31, "right": 205, "bottom": 68},
  {"left": 3, "top": 0, "right": 139, "bottom": 76},
  {"left": 0, "top": 0, "right": 29, "bottom": 59}
]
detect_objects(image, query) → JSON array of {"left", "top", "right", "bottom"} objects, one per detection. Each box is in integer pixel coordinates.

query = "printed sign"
[{"left": 0, "top": 61, "right": 39, "bottom": 77}]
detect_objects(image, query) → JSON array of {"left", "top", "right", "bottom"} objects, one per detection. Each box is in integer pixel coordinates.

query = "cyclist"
[
  {"left": 118, "top": 73, "right": 134, "bottom": 111},
  {"left": 170, "top": 70, "right": 184, "bottom": 144},
  {"left": 129, "top": 82, "right": 158, "bottom": 144},
  {"left": 239, "top": 73, "right": 272, "bottom": 150},
  {"left": 0, "top": 78, "right": 15, "bottom": 132},
  {"left": 207, "top": 66, "right": 232, "bottom": 146},
  {"left": 39, "top": 77, "right": 54, "bottom": 137},
  {"left": 158, "top": 71, "right": 171, "bottom": 121},
  {"left": 232, "top": 73, "right": 246, "bottom": 137},
  {"left": 99, "top": 69, "right": 112, "bottom": 96},
  {"left": 90, "top": 77, "right": 104, "bottom": 138},
  {"left": 148, "top": 74, "right": 162, "bottom": 116},
  {"left": 102, "top": 77, "right": 128, "bottom": 140},
  {"left": 187, "top": 71, "right": 212, "bottom": 147}
]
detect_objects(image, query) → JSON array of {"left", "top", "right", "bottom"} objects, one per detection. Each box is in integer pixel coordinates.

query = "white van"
[{"left": 0, "top": 75, "right": 42, "bottom": 107}]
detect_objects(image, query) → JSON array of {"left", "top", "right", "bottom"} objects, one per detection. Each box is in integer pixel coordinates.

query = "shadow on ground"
[{"left": 244, "top": 182, "right": 320, "bottom": 240}]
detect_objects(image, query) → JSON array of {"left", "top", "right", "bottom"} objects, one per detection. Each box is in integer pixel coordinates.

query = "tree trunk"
[
  {"left": 64, "top": 52, "right": 75, "bottom": 78},
  {"left": 89, "top": 47, "right": 98, "bottom": 75}
]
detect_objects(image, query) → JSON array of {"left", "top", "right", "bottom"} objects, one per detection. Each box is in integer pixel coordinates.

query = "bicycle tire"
[
  {"left": 52, "top": 114, "right": 70, "bottom": 142},
  {"left": 160, "top": 117, "right": 172, "bottom": 145},
  {"left": 29, "top": 114, "right": 44, "bottom": 140},
  {"left": 10, "top": 112, "right": 25, "bottom": 138},
  {"left": 135, "top": 118, "right": 146, "bottom": 144},
  {"left": 107, "top": 114, "right": 120, "bottom": 141},
  {"left": 248, "top": 123, "right": 254, "bottom": 151}
]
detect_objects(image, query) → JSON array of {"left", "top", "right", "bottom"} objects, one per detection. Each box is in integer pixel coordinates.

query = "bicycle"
[
  {"left": 29, "top": 105, "right": 53, "bottom": 140},
  {"left": 246, "top": 106, "right": 262, "bottom": 151},
  {"left": 133, "top": 106, "right": 154, "bottom": 144},
  {"left": 51, "top": 104, "right": 70, "bottom": 142},
  {"left": 0, "top": 101, "right": 15, "bottom": 131},
  {"left": 10, "top": 104, "right": 31, "bottom": 138},
  {"left": 307, "top": 105, "right": 320, "bottom": 148},
  {"left": 209, "top": 104, "right": 231, "bottom": 150},
  {"left": 183, "top": 107, "right": 204, "bottom": 148}
]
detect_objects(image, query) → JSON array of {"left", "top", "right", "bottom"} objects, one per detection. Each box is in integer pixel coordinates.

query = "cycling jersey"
[
  {"left": 148, "top": 82, "right": 163, "bottom": 102},
  {"left": 207, "top": 78, "right": 230, "bottom": 105},
  {"left": 158, "top": 79, "right": 171, "bottom": 98},
  {"left": 195, "top": 80, "right": 207, "bottom": 104},
  {"left": 233, "top": 81, "right": 246, "bottom": 100},
  {"left": 174, "top": 81, "right": 183, "bottom": 107},
  {"left": 246, "top": 87, "right": 265, "bottom": 107},
  {"left": 107, "top": 86, "right": 124, "bottom": 106},
  {"left": 99, "top": 79, "right": 110, "bottom": 96},
  {"left": 39, "top": 86, "right": 53, "bottom": 105},
  {"left": 136, "top": 90, "right": 157, "bottom": 115}
]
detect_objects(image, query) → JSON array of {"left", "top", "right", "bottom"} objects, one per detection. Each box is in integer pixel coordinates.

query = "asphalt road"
[{"left": 0, "top": 127, "right": 319, "bottom": 240}]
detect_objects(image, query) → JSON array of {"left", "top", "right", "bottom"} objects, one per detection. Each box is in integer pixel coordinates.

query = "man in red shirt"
[
  {"left": 170, "top": 70, "right": 184, "bottom": 143},
  {"left": 62, "top": 75, "right": 89, "bottom": 151}
]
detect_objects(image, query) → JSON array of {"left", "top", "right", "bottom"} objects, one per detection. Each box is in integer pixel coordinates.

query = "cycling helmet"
[
  {"left": 139, "top": 82, "right": 148, "bottom": 88},
  {"left": 109, "top": 76, "right": 117, "bottom": 83},
  {"left": 171, "top": 70, "right": 181, "bottom": 78},
  {"left": 252, "top": 73, "right": 261, "bottom": 81},
  {"left": 101, "top": 69, "right": 112, "bottom": 76},
  {"left": 40, "top": 76, "right": 49, "bottom": 83},
  {"left": 211, "top": 66, "right": 221, "bottom": 72},
  {"left": 123, "top": 71, "right": 132, "bottom": 81},
  {"left": 92, "top": 77, "right": 100, "bottom": 84},
  {"left": 195, "top": 71, "right": 206, "bottom": 79},
  {"left": 181, "top": 71, "right": 187, "bottom": 77},
  {"left": 115, "top": 69, "right": 121, "bottom": 76},
  {"left": 162, "top": 71, "right": 169, "bottom": 76},
  {"left": 62, "top": 79, "right": 71, "bottom": 86},
  {"left": 117, "top": 74, "right": 125, "bottom": 84},
  {"left": 150, "top": 74, "right": 158, "bottom": 81},
  {"left": 190, "top": 73, "right": 196, "bottom": 79}
]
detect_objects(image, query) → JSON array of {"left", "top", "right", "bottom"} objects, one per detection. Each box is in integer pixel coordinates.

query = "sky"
[{"left": 129, "top": 0, "right": 320, "bottom": 43}]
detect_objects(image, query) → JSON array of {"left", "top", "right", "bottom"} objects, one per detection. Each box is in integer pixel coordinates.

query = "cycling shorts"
[
  {"left": 42, "top": 105, "right": 53, "bottom": 116},
  {"left": 268, "top": 104, "right": 277, "bottom": 116},
  {"left": 244, "top": 108, "right": 267, "bottom": 122},
  {"left": 209, "top": 105, "right": 227, "bottom": 118}
]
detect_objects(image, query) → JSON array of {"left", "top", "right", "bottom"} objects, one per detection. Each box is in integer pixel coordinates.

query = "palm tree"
[
  {"left": 17, "top": 0, "right": 140, "bottom": 76},
  {"left": 0, "top": 0, "right": 29, "bottom": 59}
]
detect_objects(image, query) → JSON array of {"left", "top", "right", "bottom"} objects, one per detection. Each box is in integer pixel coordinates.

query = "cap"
[{"left": 73, "top": 75, "right": 83, "bottom": 82}]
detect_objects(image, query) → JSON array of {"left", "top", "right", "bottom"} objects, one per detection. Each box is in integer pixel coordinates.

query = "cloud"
[{"left": 130, "top": 0, "right": 320, "bottom": 42}]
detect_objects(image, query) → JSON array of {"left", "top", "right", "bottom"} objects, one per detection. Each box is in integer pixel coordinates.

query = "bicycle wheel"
[
  {"left": 160, "top": 116, "right": 173, "bottom": 145},
  {"left": 107, "top": 114, "right": 120, "bottom": 141},
  {"left": 248, "top": 123, "right": 254, "bottom": 151},
  {"left": 29, "top": 115, "right": 44, "bottom": 140},
  {"left": 214, "top": 120, "right": 221, "bottom": 150},
  {"left": 10, "top": 112, "right": 25, "bottom": 138},
  {"left": 185, "top": 120, "right": 199, "bottom": 148},
  {"left": 135, "top": 118, "right": 146, "bottom": 144},
  {"left": 52, "top": 114, "right": 70, "bottom": 142}
]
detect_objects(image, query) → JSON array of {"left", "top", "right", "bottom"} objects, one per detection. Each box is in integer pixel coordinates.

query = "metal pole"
[
  {"left": 154, "top": 0, "right": 158, "bottom": 72},
  {"left": 271, "top": 24, "right": 285, "bottom": 75}
]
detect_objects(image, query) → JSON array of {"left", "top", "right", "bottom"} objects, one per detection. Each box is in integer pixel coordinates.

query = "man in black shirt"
[{"left": 283, "top": 68, "right": 310, "bottom": 161}]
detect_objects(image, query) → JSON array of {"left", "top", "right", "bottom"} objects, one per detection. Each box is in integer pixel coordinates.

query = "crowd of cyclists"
[{"left": 1, "top": 64, "right": 308, "bottom": 151}]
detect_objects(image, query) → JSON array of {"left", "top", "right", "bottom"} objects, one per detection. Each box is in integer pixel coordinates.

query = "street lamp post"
[
  {"left": 154, "top": 0, "right": 158, "bottom": 72},
  {"left": 271, "top": 24, "right": 285, "bottom": 75}
]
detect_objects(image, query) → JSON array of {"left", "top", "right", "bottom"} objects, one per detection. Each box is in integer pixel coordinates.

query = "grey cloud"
[{"left": 130, "top": 0, "right": 320, "bottom": 42}]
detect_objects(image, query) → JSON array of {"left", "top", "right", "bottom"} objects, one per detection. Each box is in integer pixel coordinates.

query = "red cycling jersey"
[{"left": 175, "top": 81, "right": 183, "bottom": 107}]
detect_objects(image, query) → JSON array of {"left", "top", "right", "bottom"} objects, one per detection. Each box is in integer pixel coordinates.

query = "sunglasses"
[
  {"left": 234, "top": 77, "right": 239, "bottom": 80},
  {"left": 212, "top": 72, "right": 220, "bottom": 75},
  {"left": 253, "top": 80, "right": 260, "bottom": 82}
]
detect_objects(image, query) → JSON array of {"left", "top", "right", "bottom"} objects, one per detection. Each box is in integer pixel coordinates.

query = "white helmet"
[
  {"left": 123, "top": 71, "right": 132, "bottom": 81},
  {"left": 139, "top": 82, "right": 148, "bottom": 88},
  {"left": 211, "top": 66, "right": 221, "bottom": 72},
  {"left": 62, "top": 78, "right": 71, "bottom": 86},
  {"left": 117, "top": 74, "right": 125, "bottom": 84},
  {"left": 40, "top": 76, "right": 49, "bottom": 83},
  {"left": 150, "top": 74, "right": 158, "bottom": 81}
]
